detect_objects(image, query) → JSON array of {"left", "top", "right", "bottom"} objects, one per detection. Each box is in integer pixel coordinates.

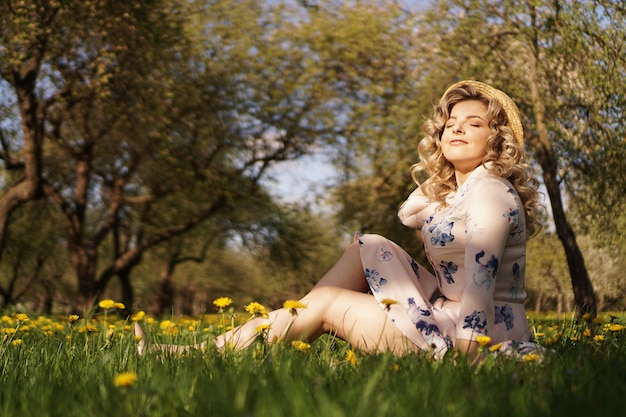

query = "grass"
[{"left": 1, "top": 307, "right": 625, "bottom": 417}]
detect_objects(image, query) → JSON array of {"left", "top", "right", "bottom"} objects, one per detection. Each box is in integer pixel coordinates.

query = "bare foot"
[{"left": 134, "top": 323, "right": 146, "bottom": 355}]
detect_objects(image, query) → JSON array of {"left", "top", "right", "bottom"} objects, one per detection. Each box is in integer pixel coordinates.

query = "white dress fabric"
[{"left": 359, "top": 165, "right": 541, "bottom": 359}]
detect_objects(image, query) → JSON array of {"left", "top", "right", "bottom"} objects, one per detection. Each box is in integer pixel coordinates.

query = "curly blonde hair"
[{"left": 412, "top": 83, "right": 540, "bottom": 237}]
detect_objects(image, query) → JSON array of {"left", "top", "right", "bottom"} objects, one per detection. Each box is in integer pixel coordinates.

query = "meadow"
[{"left": 1, "top": 299, "right": 625, "bottom": 417}]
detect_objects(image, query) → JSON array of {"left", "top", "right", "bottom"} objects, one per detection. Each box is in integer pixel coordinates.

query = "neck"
[{"left": 454, "top": 164, "right": 482, "bottom": 187}]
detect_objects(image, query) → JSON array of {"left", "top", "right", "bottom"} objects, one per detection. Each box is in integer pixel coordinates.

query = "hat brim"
[{"left": 443, "top": 80, "right": 524, "bottom": 147}]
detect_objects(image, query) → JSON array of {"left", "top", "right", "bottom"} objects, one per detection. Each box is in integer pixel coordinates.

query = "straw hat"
[{"left": 442, "top": 80, "right": 524, "bottom": 146}]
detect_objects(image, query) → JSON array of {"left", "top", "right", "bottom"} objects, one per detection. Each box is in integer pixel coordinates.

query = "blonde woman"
[{"left": 136, "top": 80, "right": 544, "bottom": 361}]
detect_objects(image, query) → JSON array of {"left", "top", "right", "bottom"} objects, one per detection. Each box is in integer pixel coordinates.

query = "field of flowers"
[{"left": 1, "top": 297, "right": 625, "bottom": 417}]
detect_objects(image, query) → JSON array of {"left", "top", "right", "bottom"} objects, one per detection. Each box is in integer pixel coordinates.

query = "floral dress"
[{"left": 359, "top": 165, "right": 540, "bottom": 359}]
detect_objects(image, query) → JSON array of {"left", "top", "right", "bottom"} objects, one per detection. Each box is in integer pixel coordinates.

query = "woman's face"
[{"left": 440, "top": 99, "right": 491, "bottom": 174}]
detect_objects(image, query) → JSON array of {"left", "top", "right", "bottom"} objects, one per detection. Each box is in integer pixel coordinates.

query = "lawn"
[{"left": 1, "top": 302, "right": 625, "bottom": 417}]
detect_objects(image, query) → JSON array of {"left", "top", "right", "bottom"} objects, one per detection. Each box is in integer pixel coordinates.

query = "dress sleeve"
[
  {"left": 398, "top": 187, "right": 438, "bottom": 229},
  {"left": 455, "top": 179, "right": 518, "bottom": 342}
]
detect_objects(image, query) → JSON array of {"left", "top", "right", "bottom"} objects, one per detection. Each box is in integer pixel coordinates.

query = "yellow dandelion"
[
  {"left": 244, "top": 302, "right": 268, "bottom": 318},
  {"left": 489, "top": 342, "right": 503, "bottom": 352},
  {"left": 475, "top": 335, "right": 491, "bottom": 347},
  {"left": 283, "top": 300, "right": 307, "bottom": 315},
  {"left": 67, "top": 315, "right": 80, "bottom": 324},
  {"left": 131, "top": 311, "right": 146, "bottom": 322},
  {"left": 98, "top": 299, "right": 116, "bottom": 310},
  {"left": 583, "top": 328, "right": 592, "bottom": 337},
  {"left": 581, "top": 313, "right": 592, "bottom": 322},
  {"left": 292, "top": 340, "right": 311, "bottom": 352},
  {"left": 608, "top": 324, "right": 625, "bottom": 332},
  {"left": 213, "top": 297, "right": 233, "bottom": 309},
  {"left": 381, "top": 298, "right": 398, "bottom": 311},
  {"left": 12, "top": 339, "right": 22, "bottom": 346},
  {"left": 570, "top": 336, "right": 580, "bottom": 342},
  {"left": 78, "top": 324, "right": 98, "bottom": 333},
  {"left": 255, "top": 324, "right": 271, "bottom": 334},
  {"left": 114, "top": 302, "right": 125, "bottom": 310},
  {"left": 534, "top": 332, "right": 545, "bottom": 338},
  {"left": 393, "top": 363, "right": 401, "bottom": 372},
  {"left": 15, "top": 313, "right": 29, "bottom": 323},
  {"left": 2, "top": 328, "right": 16, "bottom": 335},
  {"left": 345, "top": 349, "right": 358, "bottom": 367},
  {"left": 523, "top": 353, "right": 541, "bottom": 362},
  {"left": 592, "top": 317, "right": 604, "bottom": 324},
  {"left": 593, "top": 335, "right": 605, "bottom": 342},
  {"left": 113, "top": 372, "right": 138, "bottom": 388}
]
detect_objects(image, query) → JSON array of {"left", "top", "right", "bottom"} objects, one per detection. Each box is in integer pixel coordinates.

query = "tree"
[
  {"left": 2, "top": 0, "right": 349, "bottom": 313},
  {"left": 406, "top": 0, "right": 626, "bottom": 316}
]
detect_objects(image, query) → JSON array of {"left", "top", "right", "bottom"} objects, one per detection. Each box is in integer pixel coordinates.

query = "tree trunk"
[
  {"left": 534, "top": 145, "right": 597, "bottom": 317},
  {"left": 70, "top": 245, "right": 99, "bottom": 313},
  {"left": 151, "top": 261, "right": 176, "bottom": 317},
  {"left": 526, "top": 66, "right": 598, "bottom": 318},
  {"left": 534, "top": 288, "right": 543, "bottom": 313},
  {"left": 117, "top": 267, "right": 135, "bottom": 317}
]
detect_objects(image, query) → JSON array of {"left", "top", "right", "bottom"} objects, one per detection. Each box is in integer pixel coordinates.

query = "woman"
[{"left": 136, "top": 80, "right": 543, "bottom": 360}]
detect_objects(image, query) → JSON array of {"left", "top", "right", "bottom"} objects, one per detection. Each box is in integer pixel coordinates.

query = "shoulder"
[{"left": 466, "top": 173, "right": 521, "bottom": 207}]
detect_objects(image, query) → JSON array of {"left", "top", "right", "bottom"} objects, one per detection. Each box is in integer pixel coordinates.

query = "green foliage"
[{"left": 1, "top": 312, "right": 626, "bottom": 416}]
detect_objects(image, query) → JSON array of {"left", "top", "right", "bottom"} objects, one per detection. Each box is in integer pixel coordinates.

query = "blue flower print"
[
  {"left": 472, "top": 250, "right": 499, "bottom": 289},
  {"left": 416, "top": 320, "right": 441, "bottom": 336},
  {"left": 509, "top": 263, "right": 524, "bottom": 299},
  {"left": 364, "top": 268, "right": 387, "bottom": 293},
  {"left": 463, "top": 310, "right": 487, "bottom": 333},
  {"left": 410, "top": 259, "right": 421, "bottom": 280},
  {"left": 503, "top": 207, "right": 519, "bottom": 224},
  {"left": 376, "top": 247, "right": 393, "bottom": 262},
  {"left": 495, "top": 304, "right": 515, "bottom": 330},
  {"left": 428, "top": 219, "right": 455, "bottom": 247},
  {"left": 438, "top": 260, "right": 458, "bottom": 284},
  {"left": 407, "top": 297, "right": 431, "bottom": 317}
]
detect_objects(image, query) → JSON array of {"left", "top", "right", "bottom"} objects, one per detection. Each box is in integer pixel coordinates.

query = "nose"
[{"left": 452, "top": 121, "right": 464, "bottom": 134}]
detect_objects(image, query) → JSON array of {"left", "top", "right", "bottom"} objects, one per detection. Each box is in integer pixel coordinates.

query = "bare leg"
[
  {"left": 215, "top": 286, "right": 419, "bottom": 355},
  {"left": 214, "top": 240, "right": 367, "bottom": 349},
  {"left": 136, "top": 240, "right": 419, "bottom": 355},
  {"left": 312, "top": 240, "right": 369, "bottom": 292}
]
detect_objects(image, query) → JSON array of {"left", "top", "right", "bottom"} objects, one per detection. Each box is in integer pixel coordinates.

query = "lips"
[{"left": 449, "top": 139, "right": 468, "bottom": 144}]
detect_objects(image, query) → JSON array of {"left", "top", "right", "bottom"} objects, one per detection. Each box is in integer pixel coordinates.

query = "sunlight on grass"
[{"left": 1, "top": 303, "right": 625, "bottom": 417}]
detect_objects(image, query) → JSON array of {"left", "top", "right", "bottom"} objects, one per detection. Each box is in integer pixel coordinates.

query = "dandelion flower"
[
  {"left": 583, "top": 328, "right": 592, "bottom": 337},
  {"left": 292, "top": 340, "right": 311, "bottom": 352},
  {"left": 608, "top": 324, "right": 625, "bottom": 332},
  {"left": 593, "top": 335, "right": 605, "bottom": 342},
  {"left": 79, "top": 324, "right": 98, "bottom": 333},
  {"left": 114, "top": 302, "right": 125, "bottom": 310},
  {"left": 213, "top": 297, "right": 233, "bottom": 309},
  {"left": 476, "top": 335, "right": 491, "bottom": 347},
  {"left": 581, "top": 313, "right": 591, "bottom": 322},
  {"left": 592, "top": 317, "right": 604, "bottom": 324},
  {"left": 113, "top": 372, "right": 138, "bottom": 388},
  {"left": 131, "top": 311, "right": 146, "bottom": 322},
  {"left": 67, "top": 315, "right": 80, "bottom": 324},
  {"left": 12, "top": 339, "right": 22, "bottom": 346},
  {"left": 255, "top": 324, "right": 271, "bottom": 334},
  {"left": 283, "top": 300, "right": 307, "bottom": 315},
  {"left": 345, "top": 349, "right": 358, "bottom": 367},
  {"left": 381, "top": 298, "right": 398, "bottom": 311},
  {"left": 245, "top": 302, "right": 268, "bottom": 318},
  {"left": 98, "top": 299, "right": 117, "bottom": 310},
  {"left": 489, "top": 343, "right": 503, "bottom": 352},
  {"left": 523, "top": 353, "right": 541, "bottom": 362},
  {"left": 15, "top": 313, "right": 29, "bottom": 323},
  {"left": 534, "top": 332, "right": 545, "bottom": 338}
]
